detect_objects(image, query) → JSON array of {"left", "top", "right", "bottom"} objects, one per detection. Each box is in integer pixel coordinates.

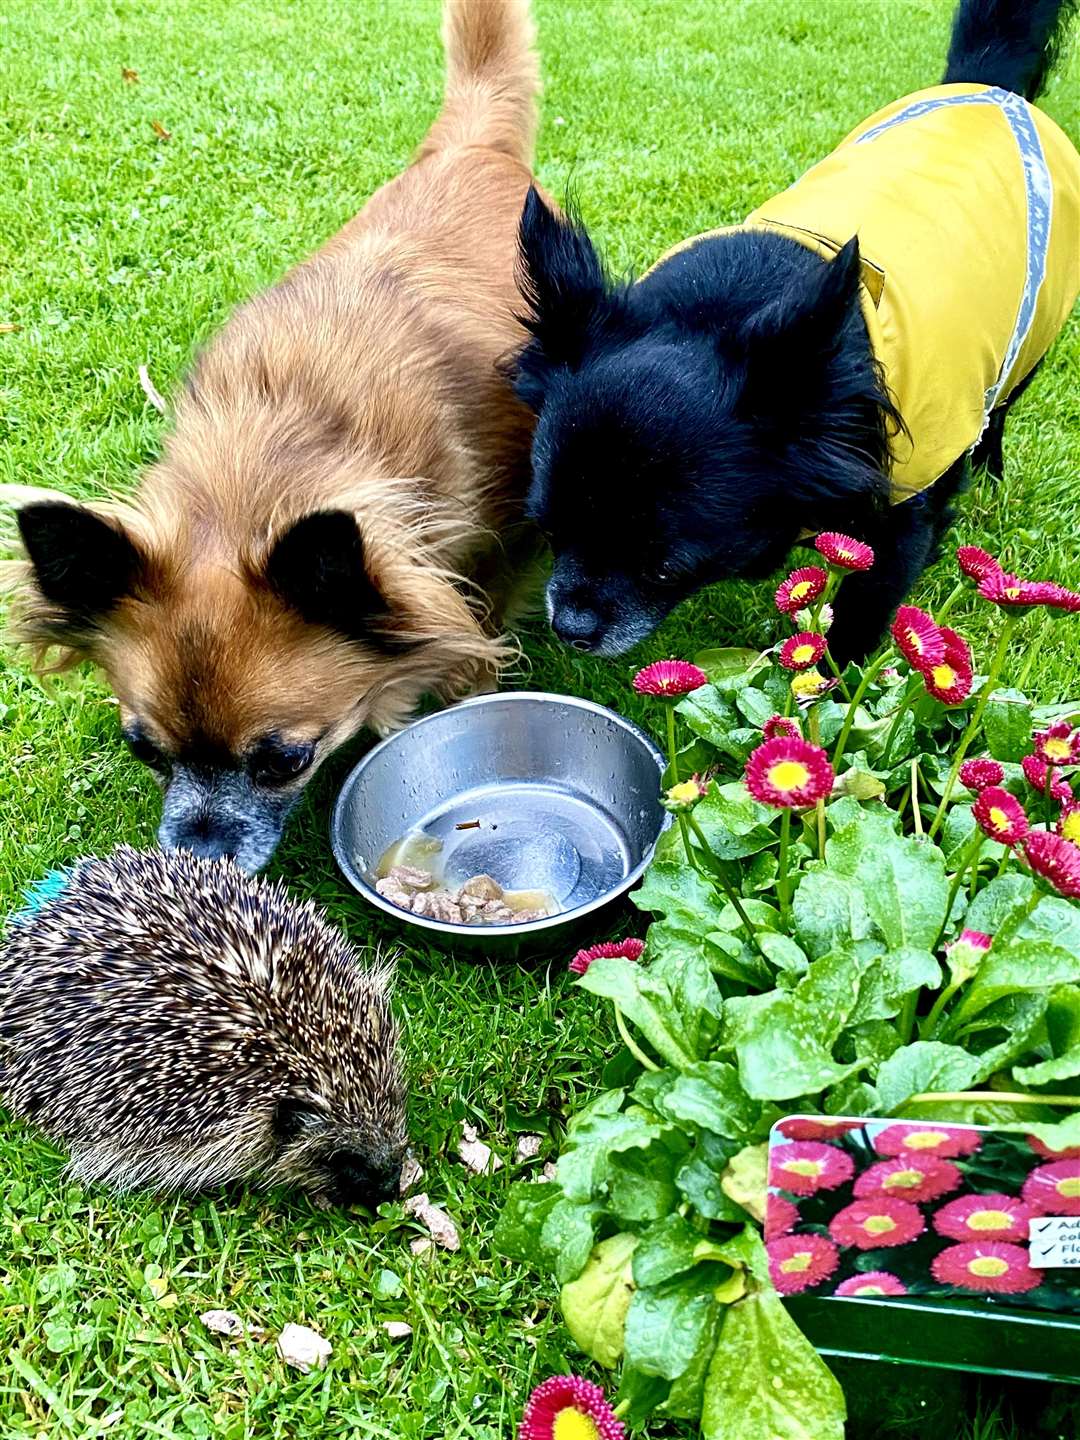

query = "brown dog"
[{"left": 2, "top": 0, "right": 540, "bottom": 872}]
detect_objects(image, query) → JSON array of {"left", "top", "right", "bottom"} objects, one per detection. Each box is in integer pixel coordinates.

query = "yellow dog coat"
[{"left": 650, "top": 84, "right": 1080, "bottom": 501}]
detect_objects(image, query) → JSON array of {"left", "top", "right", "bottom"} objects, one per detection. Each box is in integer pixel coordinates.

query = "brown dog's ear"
[
  {"left": 18, "top": 501, "right": 146, "bottom": 630},
  {"left": 266, "top": 510, "right": 406, "bottom": 649}
]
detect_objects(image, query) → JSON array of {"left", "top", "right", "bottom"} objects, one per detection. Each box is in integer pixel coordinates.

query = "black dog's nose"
[
  {"left": 553, "top": 604, "right": 602, "bottom": 652},
  {"left": 174, "top": 833, "right": 239, "bottom": 862}
]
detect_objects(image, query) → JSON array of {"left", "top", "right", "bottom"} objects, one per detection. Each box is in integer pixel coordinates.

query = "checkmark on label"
[{"left": 1029, "top": 1215, "right": 1080, "bottom": 1266}]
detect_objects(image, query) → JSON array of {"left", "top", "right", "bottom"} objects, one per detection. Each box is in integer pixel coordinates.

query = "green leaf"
[
  {"left": 578, "top": 951, "right": 722, "bottom": 1065},
  {"left": 657, "top": 1062, "right": 761, "bottom": 1140},
  {"left": 556, "top": 1092, "right": 669, "bottom": 1202},
  {"left": 852, "top": 830, "right": 948, "bottom": 951},
  {"left": 724, "top": 991, "right": 864, "bottom": 1100},
  {"left": 493, "top": 1183, "right": 561, "bottom": 1268},
  {"left": 691, "top": 783, "right": 781, "bottom": 860},
  {"left": 662, "top": 1307, "right": 725, "bottom": 1421},
  {"left": 875, "top": 1041, "right": 989, "bottom": 1114},
  {"left": 792, "top": 870, "right": 875, "bottom": 960},
  {"left": 759, "top": 933, "right": 809, "bottom": 974},
  {"left": 677, "top": 686, "right": 744, "bottom": 756},
  {"left": 615, "top": 1366, "right": 671, "bottom": 1428},
  {"left": 608, "top": 1139, "right": 684, "bottom": 1223},
  {"left": 634, "top": 861, "right": 730, "bottom": 931},
  {"left": 735, "top": 687, "right": 777, "bottom": 729},
  {"left": 540, "top": 1199, "right": 605, "bottom": 1284},
  {"left": 694, "top": 647, "right": 765, "bottom": 681},
  {"left": 676, "top": 1154, "right": 748, "bottom": 1221},
  {"left": 633, "top": 1213, "right": 709, "bottom": 1288},
  {"left": 560, "top": 1232, "right": 637, "bottom": 1369},
  {"left": 1013, "top": 1047, "right": 1080, "bottom": 1085},
  {"left": 701, "top": 1288, "right": 846, "bottom": 1440},
  {"left": 983, "top": 689, "right": 1034, "bottom": 762},
  {"left": 625, "top": 1272, "right": 719, "bottom": 1380},
  {"left": 962, "top": 941, "right": 1080, "bottom": 1017},
  {"left": 964, "top": 873, "right": 1035, "bottom": 936},
  {"left": 647, "top": 921, "right": 766, "bottom": 989}
]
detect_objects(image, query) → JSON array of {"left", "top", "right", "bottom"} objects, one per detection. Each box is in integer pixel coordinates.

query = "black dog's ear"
[
  {"left": 266, "top": 510, "right": 406, "bottom": 649},
  {"left": 513, "top": 187, "right": 609, "bottom": 406},
  {"left": 18, "top": 501, "right": 146, "bottom": 629},
  {"left": 742, "top": 236, "right": 864, "bottom": 401}
]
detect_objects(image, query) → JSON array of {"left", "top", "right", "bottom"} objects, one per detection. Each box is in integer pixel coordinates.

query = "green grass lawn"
[{"left": 1, "top": 1, "right": 1078, "bottom": 1435}]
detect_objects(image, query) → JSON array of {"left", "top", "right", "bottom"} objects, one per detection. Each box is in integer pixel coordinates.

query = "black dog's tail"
[{"left": 943, "top": 0, "right": 1077, "bottom": 99}]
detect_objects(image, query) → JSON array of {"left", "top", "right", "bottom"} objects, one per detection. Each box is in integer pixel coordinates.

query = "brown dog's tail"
[{"left": 418, "top": 0, "right": 539, "bottom": 165}]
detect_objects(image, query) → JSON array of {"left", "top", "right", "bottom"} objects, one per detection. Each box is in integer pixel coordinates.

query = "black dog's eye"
[
  {"left": 122, "top": 726, "right": 169, "bottom": 773},
  {"left": 650, "top": 563, "right": 680, "bottom": 587},
  {"left": 250, "top": 741, "right": 316, "bottom": 787}
]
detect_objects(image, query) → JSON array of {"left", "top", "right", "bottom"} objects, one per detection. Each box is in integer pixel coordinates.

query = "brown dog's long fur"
[{"left": 2, "top": 0, "right": 541, "bottom": 859}]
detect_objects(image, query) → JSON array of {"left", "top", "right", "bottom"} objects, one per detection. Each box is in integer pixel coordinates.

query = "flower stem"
[
  {"left": 666, "top": 704, "right": 680, "bottom": 783},
  {"left": 614, "top": 1004, "right": 659, "bottom": 1072},
  {"left": 881, "top": 676, "right": 921, "bottom": 768},
  {"left": 934, "top": 831, "right": 984, "bottom": 949},
  {"left": 832, "top": 648, "right": 895, "bottom": 773},
  {"left": 778, "top": 809, "right": 793, "bottom": 926},
  {"left": 934, "top": 580, "right": 967, "bottom": 627},
  {"left": 911, "top": 760, "right": 923, "bottom": 836},
  {"left": 919, "top": 977, "right": 966, "bottom": 1041},
  {"left": 808, "top": 707, "right": 826, "bottom": 860},
  {"left": 928, "top": 613, "right": 1018, "bottom": 839},
  {"left": 823, "top": 648, "right": 852, "bottom": 703},
  {"left": 685, "top": 811, "right": 769, "bottom": 962},
  {"left": 903, "top": 1090, "right": 1080, "bottom": 1110}
]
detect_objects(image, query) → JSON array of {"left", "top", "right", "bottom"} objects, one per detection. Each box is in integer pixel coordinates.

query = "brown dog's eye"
[
  {"left": 250, "top": 741, "right": 316, "bottom": 787},
  {"left": 122, "top": 726, "right": 170, "bottom": 773}
]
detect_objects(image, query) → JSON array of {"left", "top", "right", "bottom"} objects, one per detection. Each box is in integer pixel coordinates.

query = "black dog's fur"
[{"left": 512, "top": 0, "right": 1077, "bottom": 663}]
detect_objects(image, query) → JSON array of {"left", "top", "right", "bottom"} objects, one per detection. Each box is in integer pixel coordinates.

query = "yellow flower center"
[
  {"left": 932, "top": 664, "right": 957, "bottom": 689},
  {"left": 667, "top": 780, "right": 700, "bottom": 805},
  {"left": 769, "top": 760, "right": 811, "bottom": 792},
  {"left": 554, "top": 1412, "right": 602, "bottom": 1440},
  {"left": 988, "top": 806, "right": 1011, "bottom": 834},
  {"left": 792, "top": 644, "right": 816, "bottom": 665},
  {"left": 838, "top": 548, "right": 855, "bottom": 561},
  {"left": 883, "top": 1168, "right": 924, "bottom": 1191},
  {"left": 1046, "top": 738, "right": 1072, "bottom": 761},
  {"left": 781, "top": 1158, "right": 824, "bottom": 1178},
  {"left": 905, "top": 627, "right": 925, "bottom": 654},
  {"left": 967, "top": 1210, "right": 1013, "bottom": 1232},
  {"left": 779, "top": 1251, "right": 813, "bottom": 1274},
  {"left": 1056, "top": 1177, "right": 1080, "bottom": 1199},
  {"left": 863, "top": 1215, "right": 897, "bottom": 1236},
  {"left": 1005, "top": 586, "right": 1022, "bottom": 599},
  {"left": 851, "top": 1282, "right": 886, "bottom": 1295},
  {"left": 1063, "top": 812, "right": 1080, "bottom": 843},
  {"left": 968, "top": 1256, "right": 1009, "bottom": 1278},
  {"left": 901, "top": 1130, "right": 948, "bottom": 1150},
  {"left": 790, "top": 581, "right": 813, "bottom": 602}
]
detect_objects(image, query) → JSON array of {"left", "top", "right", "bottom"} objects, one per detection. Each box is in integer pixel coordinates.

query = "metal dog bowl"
[{"left": 330, "top": 692, "right": 669, "bottom": 952}]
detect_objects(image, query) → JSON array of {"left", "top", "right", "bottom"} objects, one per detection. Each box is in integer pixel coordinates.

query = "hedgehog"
[{"left": 0, "top": 846, "right": 407, "bottom": 1207}]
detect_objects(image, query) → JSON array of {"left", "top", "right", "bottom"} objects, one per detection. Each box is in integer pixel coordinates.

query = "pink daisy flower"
[
  {"left": 1022, "top": 753, "right": 1073, "bottom": 802},
  {"left": 932, "top": 1193, "right": 1033, "bottom": 1243},
  {"left": 814, "top": 532, "right": 875, "bottom": 571},
  {"left": 829, "top": 1197, "right": 925, "bottom": 1250},
  {"left": 921, "top": 625, "right": 974, "bottom": 705},
  {"left": 1028, "top": 1135, "right": 1080, "bottom": 1162},
  {"left": 854, "top": 1156, "right": 962, "bottom": 1204},
  {"left": 972, "top": 787, "right": 1029, "bottom": 846},
  {"left": 1023, "top": 1158, "right": 1080, "bottom": 1216},
  {"left": 520, "top": 1375, "right": 626, "bottom": 1440},
  {"left": 872, "top": 1124, "right": 982, "bottom": 1159},
  {"left": 834, "top": 1271, "right": 907, "bottom": 1298},
  {"left": 1034, "top": 720, "right": 1080, "bottom": 767},
  {"left": 662, "top": 774, "right": 709, "bottom": 813},
  {"left": 631, "top": 660, "right": 707, "bottom": 698},
  {"left": 978, "top": 571, "right": 1071, "bottom": 610},
  {"left": 763, "top": 715, "right": 801, "bottom": 742},
  {"left": 959, "top": 758, "right": 1005, "bottom": 792},
  {"left": 775, "top": 566, "right": 828, "bottom": 616},
  {"left": 1041, "top": 583, "right": 1080, "bottom": 613},
  {"left": 745, "top": 736, "right": 834, "bottom": 809},
  {"left": 957, "top": 545, "right": 1003, "bottom": 583},
  {"left": 779, "top": 631, "right": 828, "bottom": 672},
  {"left": 944, "top": 930, "right": 993, "bottom": 975},
  {"left": 1059, "top": 800, "right": 1080, "bottom": 845},
  {"left": 568, "top": 938, "right": 645, "bottom": 977},
  {"left": 1023, "top": 831, "right": 1080, "bottom": 900},
  {"left": 767, "top": 1234, "right": 840, "bottom": 1295},
  {"left": 776, "top": 1117, "right": 862, "bottom": 1142},
  {"left": 931, "top": 1241, "right": 1043, "bottom": 1294},
  {"left": 765, "top": 1195, "right": 801, "bottom": 1241},
  {"left": 769, "top": 1140, "right": 856, "bottom": 1195},
  {"left": 891, "top": 605, "right": 946, "bottom": 671}
]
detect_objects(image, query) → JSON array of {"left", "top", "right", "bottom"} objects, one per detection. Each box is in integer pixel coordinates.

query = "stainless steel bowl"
[{"left": 330, "top": 691, "right": 669, "bottom": 952}]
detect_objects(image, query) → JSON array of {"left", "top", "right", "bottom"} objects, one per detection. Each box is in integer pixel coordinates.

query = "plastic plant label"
[{"left": 1029, "top": 1216, "right": 1080, "bottom": 1268}]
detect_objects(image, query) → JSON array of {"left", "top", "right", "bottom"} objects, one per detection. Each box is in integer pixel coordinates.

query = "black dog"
[{"left": 512, "top": 0, "right": 1079, "bottom": 663}]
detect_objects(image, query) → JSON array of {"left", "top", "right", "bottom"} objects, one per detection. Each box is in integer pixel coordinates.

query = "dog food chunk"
[
  {"left": 390, "top": 865, "right": 436, "bottom": 892},
  {"left": 460, "top": 874, "right": 503, "bottom": 901}
]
